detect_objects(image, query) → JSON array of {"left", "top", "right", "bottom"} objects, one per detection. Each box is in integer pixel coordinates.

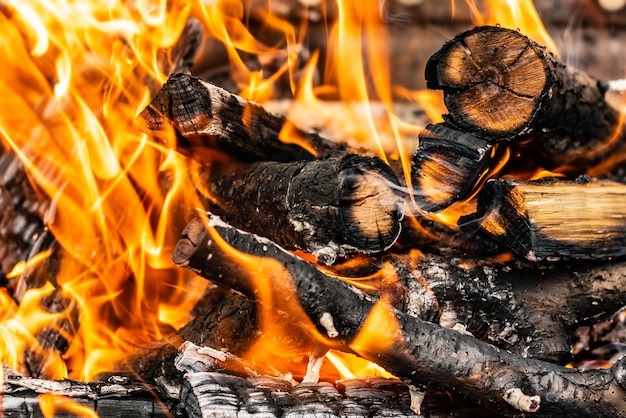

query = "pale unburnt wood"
[{"left": 458, "top": 177, "right": 626, "bottom": 261}]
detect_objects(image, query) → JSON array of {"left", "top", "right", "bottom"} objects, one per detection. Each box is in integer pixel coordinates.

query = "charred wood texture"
[
  {"left": 411, "top": 123, "right": 492, "bottom": 213},
  {"left": 173, "top": 214, "right": 626, "bottom": 417},
  {"left": 0, "top": 150, "right": 47, "bottom": 285},
  {"left": 193, "top": 155, "right": 404, "bottom": 265},
  {"left": 458, "top": 177, "right": 626, "bottom": 261},
  {"left": 140, "top": 73, "right": 354, "bottom": 163},
  {"left": 0, "top": 367, "right": 172, "bottom": 418},
  {"left": 425, "top": 25, "right": 622, "bottom": 168}
]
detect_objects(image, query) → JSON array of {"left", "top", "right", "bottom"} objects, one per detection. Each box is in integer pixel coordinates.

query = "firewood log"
[
  {"left": 411, "top": 123, "right": 493, "bottom": 213},
  {"left": 0, "top": 366, "right": 172, "bottom": 417},
  {"left": 171, "top": 214, "right": 626, "bottom": 365},
  {"left": 140, "top": 73, "right": 356, "bottom": 164},
  {"left": 172, "top": 213, "right": 626, "bottom": 417},
  {"left": 458, "top": 177, "right": 626, "bottom": 261},
  {"left": 425, "top": 25, "right": 622, "bottom": 168},
  {"left": 192, "top": 155, "right": 405, "bottom": 265}
]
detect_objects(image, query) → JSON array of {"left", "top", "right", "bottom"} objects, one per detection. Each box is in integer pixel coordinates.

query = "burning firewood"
[
  {"left": 458, "top": 177, "right": 626, "bottom": 261},
  {"left": 411, "top": 123, "right": 493, "bottom": 213},
  {"left": 140, "top": 73, "right": 357, "bottom": 164},
  {"left": 172, "top": 213, "right": 626, "bottom": 417},
  {"left": 425, "top": 25, "right": 622, "bottom": 169},
  {"left": 192, "top": 155, "right": 405, "bottom": 265}
]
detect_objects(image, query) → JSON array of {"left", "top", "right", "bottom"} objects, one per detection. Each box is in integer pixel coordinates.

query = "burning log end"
[
  {"left": 412, "top": 123, "right": 492, "bottom": 213},
  {"left": 425, "top": 26, "right": 549, "bottom": 139}
]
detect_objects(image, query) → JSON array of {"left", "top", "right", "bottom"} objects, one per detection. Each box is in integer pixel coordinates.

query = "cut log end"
[
  {"left": 338, "top": 157, "right": 404, "bottom": 252},
  {"left": 411, "top": 123, "right": 491, "bottom": 213},
  {"left": 173, "top": 216, "right": 207, "bottom": 267},
  {"left": 141, "top": 73, "right": 213, "bottom": 135},
  {"left": 426, "top": 26, "right": 550, "bottom": 138}
]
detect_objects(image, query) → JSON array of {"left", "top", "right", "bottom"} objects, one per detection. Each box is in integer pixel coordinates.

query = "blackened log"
[
  {"left": 0, "top": 150, "right": 47, "bottom": 286},
  {"left": 425, "top": 25, "right": 622, "bottom": 168},
  {"left": 411, "top": 123, "right": 493, "bottom": 213},
  {"left": 392, "top": 252, "right": 626, "bottom": 364},
  {"left": 0, "top": 367, "right": 171, "bottom": 418},
  {"left": 172, "top": 214, "right": 626, "bottom": 417},
  {"left": 193, "top": 154, "right": 405, "bottom": 265},
  {"left": 140, "top": 73, "right": 354, "bottom": 163},
  {"left": 458, "top": 177, "right": 626, "bottom": 261}
]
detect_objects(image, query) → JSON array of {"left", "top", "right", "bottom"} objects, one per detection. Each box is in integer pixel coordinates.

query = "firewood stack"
[
  {"left": 5, "top": 3, "right": 626, "bottom": 417},
  {"left": 128, "top": 23, "right": 626, "bottom": 418}
]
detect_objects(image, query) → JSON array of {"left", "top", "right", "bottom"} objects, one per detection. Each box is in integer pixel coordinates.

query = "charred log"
[
  {"left": 411, "top": 123, "right": 493, "bottom": 213},
  {"left": 193, "top": 155, "right": 405, "bottom": 265},
  {"left": 140, "top": 73, "right": 355, "bottom": 164},
  {"left": 458, "top": 177, "right": 626, "bottom": 261},
  {"left": 425, "top": 25, "right": 622, "bottom": 168},
  {"left": 172, "top": 214, "right": 626, "bottom": 417}
]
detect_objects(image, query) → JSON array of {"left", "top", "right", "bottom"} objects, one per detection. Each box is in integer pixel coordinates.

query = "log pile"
[
  {"left": 4, "top": 9, "right": 626, "bottom": 418},
  {"left": 125, "top": 23, "right": 626, "bottom": 416}
]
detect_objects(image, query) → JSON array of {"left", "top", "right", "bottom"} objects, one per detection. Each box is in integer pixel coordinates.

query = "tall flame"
[{"left": 0, "top": 0, "right": 206, "bottom": 380}]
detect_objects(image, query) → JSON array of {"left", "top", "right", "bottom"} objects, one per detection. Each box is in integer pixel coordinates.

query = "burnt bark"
[
  {"left": 140, "top": 73, "right": 355, "bottom": 164},
  {"left": 193, "top": 155, "right": 405, "bottom": 265},
  {"left": 172, "top": 213, "right": 626, "bottom": 417},
  {"left": 458, "top": 177, "right": 626, "bottom": 261},
  {"left": 425, "top": 25, "right": 622, "bottom": 169},
  {"left": 411, "top": 123, "right": 493, "bottom": 213}
]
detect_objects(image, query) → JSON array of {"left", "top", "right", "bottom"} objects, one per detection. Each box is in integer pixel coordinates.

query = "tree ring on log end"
[
  {"left": 337, "top": 155, "right": 404, "bottom": 253},
  {"left": 426, "top": 26, "right": 549, "bottom": 138}
]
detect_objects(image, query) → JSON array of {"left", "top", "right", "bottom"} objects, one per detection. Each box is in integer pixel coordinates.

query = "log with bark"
[
  {"left": 167, "top": 215, "right": 626, "bottom": 367},
  {"left": 411, "top": 123, "right": 493, "bottom": 213},
  {"left": 458, "top": 176, "right": 626, "bottom": 261},
  {"left": 140, "top": 73, "right": 357, "bottom": 164},
  {"left": 171, "top": 213, "right": 626, "bottom": 417},
  {"left": 192, "top": 155, "right": 405, "bottom": 265},
  {"left": 424, "top": 25, "right": 623, "bottom": 169}
]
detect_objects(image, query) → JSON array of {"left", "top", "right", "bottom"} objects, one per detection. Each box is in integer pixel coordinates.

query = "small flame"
[{"left": 39, "top": 393, "right": 98, "bottom": 418}]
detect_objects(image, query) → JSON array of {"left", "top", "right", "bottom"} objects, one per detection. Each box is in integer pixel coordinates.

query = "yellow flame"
[
  {"left": 468, "top": 0, "right": 558, "bottom": 55},
  {"left": 39, "top": 393, "right": 99, "bottom": 418},
  {"left": 0, "top": 0, "right": 207, "bottom": 381}
]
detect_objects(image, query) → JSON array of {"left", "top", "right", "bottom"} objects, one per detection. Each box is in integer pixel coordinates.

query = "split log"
[
  {"left": 192, "top": 154, "right": 405, "bottom": 265},
  {"left": 411, "top": 123, "right": 493, "bottom": 213},
  {"left": 172, "top": 213, "right": 626, "bottom": 417},
  {"left": 140, "top": 73, "right": 356, "bottom": 164},
  {"left": 458, "top": 177, "right": 626, "bottom": 261},
  {"left": 425, "top": 25, "right": 622, "bottom": 168}
]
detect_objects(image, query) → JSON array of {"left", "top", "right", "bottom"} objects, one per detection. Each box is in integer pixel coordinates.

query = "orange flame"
[
  {"left": 39, "top": 393, "right": 98, "bottom": 418},
  {"left": 0, "top": 0, "right": 207, "bottom": 380}
]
